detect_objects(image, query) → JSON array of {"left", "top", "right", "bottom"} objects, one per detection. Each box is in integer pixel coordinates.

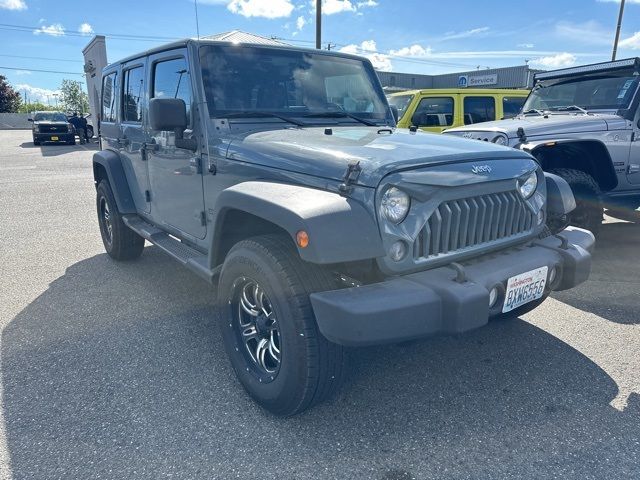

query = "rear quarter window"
[{"left": 502, "top": 96, "right": 526, "bottom": 118}]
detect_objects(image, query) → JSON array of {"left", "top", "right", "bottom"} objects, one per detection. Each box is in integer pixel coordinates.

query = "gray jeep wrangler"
[
  {"left": 93, "top": 39, "right": 593, "bottom": 416},
  {"left": 445, "top": 58, "right": 640, "bottom": 233}
]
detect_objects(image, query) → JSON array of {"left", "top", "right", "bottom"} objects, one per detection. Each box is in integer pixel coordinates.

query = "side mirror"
[
  {"left": 389, "top": 105, "right": 399, "bottom": 123},
  {"left": 149, "top": 98, "right": 197, "bottom": 151},
  {"left": 149, "top": 97, "right": 187, "bottom": 132}
]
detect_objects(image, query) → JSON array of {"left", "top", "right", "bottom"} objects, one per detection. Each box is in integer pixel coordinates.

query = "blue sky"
[{"left": 1, "top": 0, "right": 639, "bottom": 103}]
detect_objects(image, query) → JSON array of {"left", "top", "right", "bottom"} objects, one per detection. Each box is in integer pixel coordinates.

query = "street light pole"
[
  {"left": 315, "top": 0, "right": 321, "bottom": 49},
  {"left": 612, "top": 0, "right": 626, "bottom": 61}
]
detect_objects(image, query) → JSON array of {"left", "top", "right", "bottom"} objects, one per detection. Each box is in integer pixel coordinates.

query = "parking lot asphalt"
[{"left": 0, "top": 129, "right": 639, "bottom": 479}]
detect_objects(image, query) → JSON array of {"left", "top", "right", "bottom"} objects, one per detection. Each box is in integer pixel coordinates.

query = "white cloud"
[
  {"left": 0, "top": 0, "right": 27, "bottom": 10},
  {"left": 389, "top": 44, "right": 432, "bottom": 57},
  {"left": 296, "top": 16, "right": 306, "bottom": 31},
  {"left": 33, "top": 23, "right": 65, "bottom": 36},
  {"left": 517, "top": 43, "right": 535, "bottom": 48},
  {"left": 530, "top": 52, "right": 577, "bottom": 68},
  {"left": 16, "top": 84, "right": 61, "bottom": 103},
  {"left": 555, "top": 20, "right": 611, "bottom": 46},
  {"left": 14, "top": 70, "right": 31, "bottom": 75},
  {"left": 79, "top": 23, "right": 94, "bottom": 35},
  {"left": 619, "top": 31, "right": 640, "bottom": 49},
  {"left": 227, "top": 0, "right": 294, "bottom": 18},
  {"left": 339, "top": 40, "right": 392, "bottom": 70},
  {"left": 442, "top": 27, "right": 490, "bottom": 41},
  {"left": 311, "top": 0, "right": 356, "bottom": 15},
  {"left": 356, "top": 0, "right": 378, "bottom": 7}
]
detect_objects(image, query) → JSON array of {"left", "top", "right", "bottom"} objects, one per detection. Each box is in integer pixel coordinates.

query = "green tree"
[
  {"left": 60, "top": 79, "right": 89, "bottom": 113},
  {"left": 0, "top": 75, "right": 22, "bottom": 113},
  {"left": 17, "top": 102, "right": 57, "bottom": 113}
]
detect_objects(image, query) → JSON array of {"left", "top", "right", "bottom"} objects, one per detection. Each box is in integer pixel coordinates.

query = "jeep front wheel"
[
  {"left": 96, "top": 180, "right": 145, "bottom": 260},
  {"left": 550, "top": 168, "right": 602, "bottom": 234},
  {"left": 217, "top": 234, "right": 345, "bottom": 416}
]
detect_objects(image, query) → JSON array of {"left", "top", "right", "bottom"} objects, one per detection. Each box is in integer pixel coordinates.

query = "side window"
[
  {"left": 464, "top": 96, "right": 495, "bottom": 125},
  {"left": 410, "top": 97, "right": 454, "bottom": 127},
  {"left": 152, "top": 57, "right": 192, "bottom": 126},
  {"left": 502, "top": 96, "right": 526, "bottom": 118},
  {"left": 101, "top": 72, "right": 117, "bottom": 122},
  {"left": 122, "top": 66, "right": 145, "bottom": 123}
]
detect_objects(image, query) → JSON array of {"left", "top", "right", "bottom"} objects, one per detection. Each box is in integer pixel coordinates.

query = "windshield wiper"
[
  {"left": 521, "top": 109, "right": 545, "bottom": 116},
  {"left": 213, "top": 111, "right": 306, "bottom": 127},
  {"left": 550, "top": 105, "right": 589, "bottom": 114},
  {"left": 302, "top": 111, "right": 378, "bottom": 127}
]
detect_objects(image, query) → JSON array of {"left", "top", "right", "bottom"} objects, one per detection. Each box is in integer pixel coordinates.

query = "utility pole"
[
  {"left": 326, "top": 42, "right": 336, "bottom": 51},
  {"left": 315, "top": 0, "right": 321, "bottom": 49},
  {"left": 612, "top": 0, "right": 626, "bottom": 61}
]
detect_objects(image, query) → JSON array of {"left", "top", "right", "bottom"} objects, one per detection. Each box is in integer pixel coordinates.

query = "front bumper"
[
  {"left": 34, "top": 133, "right": 74, "bottom": 143},
  {"left": 310, "top": 227, "right": 594, "bottom": 346}
]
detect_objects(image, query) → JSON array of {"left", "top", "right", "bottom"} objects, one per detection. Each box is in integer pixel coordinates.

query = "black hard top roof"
[{"left": 103, "top": 38, "right": 368, "bottom": 73}]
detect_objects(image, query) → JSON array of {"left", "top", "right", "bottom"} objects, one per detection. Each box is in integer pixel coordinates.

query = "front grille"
[
  {"left": 39, "top": 125, "right": 68, "bottom": 134},
  {"left": 415, "top": 190, "right": 535, "bottom": 259}
]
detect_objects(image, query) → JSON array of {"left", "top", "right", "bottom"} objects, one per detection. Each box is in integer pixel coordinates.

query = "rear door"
[
  {"left": 119, "top": 60, "right": 150, "bottom": 213},
  {"left": 462, "top": 95, "right": 496, "bottom": 125},
  {"left": 146, "top": 49, "right": 206, "bottom": 239}
]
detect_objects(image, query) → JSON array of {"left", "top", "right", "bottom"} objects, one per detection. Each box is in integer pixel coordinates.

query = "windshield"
[
  {"left": 387, "top": 94, "right": 414, "bottom": 120},
  {"left": 199, "top": 45, "right": 390, "bottom": 124},
  {"left": 523, "top": 74, "right": 640, "bottom": 112},
  {"left": 33, "top": 112, "right": 67, "bottom": 122}
]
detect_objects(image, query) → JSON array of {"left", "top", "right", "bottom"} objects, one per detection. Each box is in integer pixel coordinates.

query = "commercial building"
[{"left": 376, "top": 65, "right": 543, "bottom": 92}]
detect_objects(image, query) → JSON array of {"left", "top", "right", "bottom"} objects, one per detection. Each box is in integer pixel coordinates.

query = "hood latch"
[{"left": 339, "top": 160, "right": 362, "bottom": 196}]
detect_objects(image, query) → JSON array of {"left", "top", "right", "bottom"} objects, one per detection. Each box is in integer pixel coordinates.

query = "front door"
[
  {"left": 119, "top": 60, "right": 150, "bottom": 213},
  {"left": 146, "top": 50, "right": 206, "bottom": 239}
]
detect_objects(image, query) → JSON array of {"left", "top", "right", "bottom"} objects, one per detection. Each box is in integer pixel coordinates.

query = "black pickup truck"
[{"left": 29, "top": 111, "right": 75, "bottom": 145}]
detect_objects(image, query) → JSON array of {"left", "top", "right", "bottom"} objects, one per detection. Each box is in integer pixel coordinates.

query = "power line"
[
  {"left": 0, "top": 23, "right": 179, "bottom": 42},
  {"left": 0, "top": 66, "right": 84, "bottom": 75},
  {"left": 0, "top": 54, "right": 83, "bottom": 63}
]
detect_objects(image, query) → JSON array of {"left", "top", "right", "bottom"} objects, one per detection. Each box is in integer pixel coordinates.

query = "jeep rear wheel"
[
  {"left": 96, "top": 180, "right": 145, "bottom": 260},
  {"left": 217, "top": 234, "right": 345, "bottom": 416},
  {"left": 550, "top": 168, "right": 602, "bottom": 234}
]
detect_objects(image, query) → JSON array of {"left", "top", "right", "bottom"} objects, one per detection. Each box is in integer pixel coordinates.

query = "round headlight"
[
  {"left": 492, "top": 135, "right": 507, "bottom": 145},
  {"left": 518, "top": 171, "right": 538, "bottom": 199},
  {"left": 381, "top": 187, "right": 410, "bottom": 224}
]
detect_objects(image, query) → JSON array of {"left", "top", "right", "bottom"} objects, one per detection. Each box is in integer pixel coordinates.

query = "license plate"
[
  {"left": 51, "top": 136, "right": 58, "bottom": 141},
  {"left": 502, "top": 266, "right": 548, "bottom": 313}
]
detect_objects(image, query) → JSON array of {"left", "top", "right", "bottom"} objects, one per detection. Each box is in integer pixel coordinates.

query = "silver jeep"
[{"left": 445, "top": 57, "right": 640, "bottom": 233}]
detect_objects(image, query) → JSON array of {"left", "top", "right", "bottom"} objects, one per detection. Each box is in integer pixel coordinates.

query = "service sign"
[{"left": 458, "top": 74, "right": 498, "bottom": 88}]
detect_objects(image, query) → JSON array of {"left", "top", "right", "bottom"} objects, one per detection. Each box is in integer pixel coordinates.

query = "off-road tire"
[
  {"left": 217, "top": 234, "right": 345, "bottom": 416},
  {"left": 96, "top": 180, "right": 144, "bottom": 260},
  {"left": 550, "top": 168, "right": 602, "bottom": 235}
]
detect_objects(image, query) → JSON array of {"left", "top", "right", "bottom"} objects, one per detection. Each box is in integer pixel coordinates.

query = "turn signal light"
[{"left": 296, "top": 230, "right": 309, "bottom": 248}]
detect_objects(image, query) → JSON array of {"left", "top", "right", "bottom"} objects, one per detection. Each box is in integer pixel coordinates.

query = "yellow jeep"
[{"left": 388, "top": 88, "right": 529, "bottom": 133}]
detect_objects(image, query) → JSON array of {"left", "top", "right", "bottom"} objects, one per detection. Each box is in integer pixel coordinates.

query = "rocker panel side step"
[{"left": 122, "top": 215, "right": 216, "bottom": 283}]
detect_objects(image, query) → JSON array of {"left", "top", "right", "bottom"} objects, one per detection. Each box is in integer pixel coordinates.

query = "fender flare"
[
  {"left": 92, "top": 149, "right": 137, "bottom": 214},
  {"left": 518, "top": 138, "right": 617, "bottom": 190},
  {"left": 211, "top": 181, "right": 385, "bottom": 264}
]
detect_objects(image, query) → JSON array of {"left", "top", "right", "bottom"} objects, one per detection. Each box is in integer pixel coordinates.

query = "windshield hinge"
[{"left": 339, "top": 160, "right": 362, "bottom": 196}]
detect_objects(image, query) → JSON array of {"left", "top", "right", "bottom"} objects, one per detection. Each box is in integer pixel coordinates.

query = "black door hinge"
[
  {"left": 145, "top": 190, "right": 151, "bottom": 202},
  {"left": 200, "top": 210, "right": 207, "bottom": 226}
]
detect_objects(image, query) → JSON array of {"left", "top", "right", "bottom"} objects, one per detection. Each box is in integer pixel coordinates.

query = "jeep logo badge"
[{"left": 471, "top": 165, "right": 492, "bottom": 174}]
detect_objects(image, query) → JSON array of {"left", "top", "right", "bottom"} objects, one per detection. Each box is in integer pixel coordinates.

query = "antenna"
[{"left": 194, "top": 0, "right": 201, "bottom": 40}]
